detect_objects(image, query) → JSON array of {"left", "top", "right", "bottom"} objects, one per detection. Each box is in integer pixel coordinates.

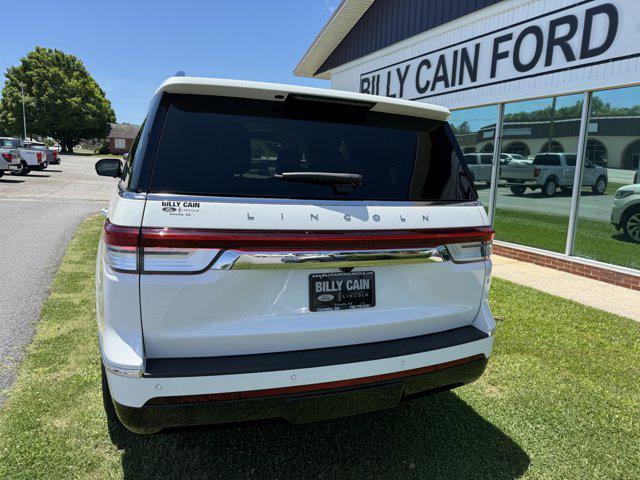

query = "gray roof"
[{"left": 107, "top": 123, "right": 140, "bottom": 139}]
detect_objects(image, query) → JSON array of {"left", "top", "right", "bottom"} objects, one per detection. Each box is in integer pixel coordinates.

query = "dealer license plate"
[{"left": 309, "top": 271, "right": 375, "bottom": 312}]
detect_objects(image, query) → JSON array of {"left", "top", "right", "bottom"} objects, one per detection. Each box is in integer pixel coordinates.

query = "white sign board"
[{"left": 344, "top": 0, "right": 640, "bottom": 108}]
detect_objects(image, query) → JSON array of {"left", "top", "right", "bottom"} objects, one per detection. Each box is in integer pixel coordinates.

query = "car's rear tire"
[
  {"left": 592, "top": 176, "right": 607, "bottom": 195},
  {"left": 623, "top": 207, "right": 640, "bottom": 243},
  {"left": 543, "top": 177, "right": 557, "bottom": 197},
  {"left": 12, "top": 161, "right": 30, "bottom": 176},
  {"left": 510, "top": 185, "right": 526, "bottom": 196}
]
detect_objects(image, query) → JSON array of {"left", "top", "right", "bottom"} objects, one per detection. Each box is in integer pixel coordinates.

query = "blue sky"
[{"left": 1, "top": 0, "right": 335, "bottom": 124}]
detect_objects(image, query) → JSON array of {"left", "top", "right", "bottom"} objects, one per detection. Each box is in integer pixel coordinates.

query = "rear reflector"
[{"left": 1, "top": 153, "right": 12, "bottom": 161}]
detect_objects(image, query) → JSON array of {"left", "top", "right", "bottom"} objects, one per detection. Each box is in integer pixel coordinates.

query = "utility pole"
[{"left": 20, "top": 83, "right": 27, "bottom": 139}]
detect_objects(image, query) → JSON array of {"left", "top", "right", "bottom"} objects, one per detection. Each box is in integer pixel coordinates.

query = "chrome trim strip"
[
  {"left": 145, "top": 192, "right": 481, "bottom": 207},
  {"left": 212, "top": 247, "right": 451, "bottom": 270},
  {"left": 118, "top": 182, "right": 147, "bottom": 200}
]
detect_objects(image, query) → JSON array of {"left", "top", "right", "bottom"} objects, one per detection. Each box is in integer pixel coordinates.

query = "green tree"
[
  {"left": 451, "top": 121, "right": 472, "bottom": 134},
  {"left": 0, "top": 47, "right": 115, "bottom": 152}
]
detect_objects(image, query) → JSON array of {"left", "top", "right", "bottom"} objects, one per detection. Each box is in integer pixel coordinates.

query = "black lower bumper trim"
[
  {"left": 114, "top": 357, "right": 488, "bottom": 434},
  {"left": 144, "top": 325, "right": 489, "bottom": 378}
]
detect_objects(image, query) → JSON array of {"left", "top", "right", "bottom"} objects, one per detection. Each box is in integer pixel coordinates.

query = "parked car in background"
[
  {"left": 611, "top": 184, "right": 640, "bottom": 243},
  {"left": 95, "top": 77, "right": 496, "bottom": 434},
  {"left": 464, "top": 153, "right": 494, "bottom": 184},
  {"left": 634, "top": 169, "right": 640, "bottom": 184},
  {"left": 13, "top": 139, "right": 48, "bottom": 175},
  {"left": 500, "top": 153, "right": 530, "bottom": 165},
  {"left": 0, "top": 137, "right": 22, "bottom": 178},
  {"left": 500, "top": 153, "right": 608, "bottom": 197},
  {"left": 26, "top": 141, "right": 60, "bottom": 165}
]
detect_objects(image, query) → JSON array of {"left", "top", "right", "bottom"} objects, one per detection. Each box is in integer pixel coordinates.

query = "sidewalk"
[{"left": 492, "top": 255, "right": 640, "bottom": 322}]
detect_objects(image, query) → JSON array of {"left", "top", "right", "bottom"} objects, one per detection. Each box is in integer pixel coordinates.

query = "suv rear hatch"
[{"left": 132, "top": 92, "right": 489, "bottom": 358}]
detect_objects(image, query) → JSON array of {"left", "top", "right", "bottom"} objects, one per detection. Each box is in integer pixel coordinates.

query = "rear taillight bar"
[
  {"left": 140, "top": 226, "right": 494, "bottom": 251},
  {"left": 103, "top": 221, "right": 494, "bottom": 274},
  {"left": 1, "top": 153, "right": 12, "bottom": 161}
]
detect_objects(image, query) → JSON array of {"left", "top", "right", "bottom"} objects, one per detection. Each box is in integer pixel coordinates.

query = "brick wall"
[{"left": 493, "top": 244, "right": 640, "bottom": 291}]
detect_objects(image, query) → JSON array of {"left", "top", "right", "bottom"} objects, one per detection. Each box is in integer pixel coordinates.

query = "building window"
[
  {"left": 540, "top": 140, "right": 564, "bottom": 153},
  {"left": 574, "top": 84, "right": 640, "bottom": 271},
  {"left": 586, "top": 139, "right": 607, "bottom": 167},
  {"left": 114, "top": 138, "right": 126, "bottom": 149},
  {"left": 504, "top": 142, "right": 530, "bottom": 157},
  {"left": 481, "top": 143, "right": 495, "bottom": 153},
  {"left": 494, "top": 93, "right": 584, "bottom": 254}
]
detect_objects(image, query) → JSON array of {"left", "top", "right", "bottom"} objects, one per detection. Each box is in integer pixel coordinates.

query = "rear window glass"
[
  {"left": 534, "top": 154, "right": 561, "bottom": 166},
  {"left": 1, "top": 139, "right": 20, "bottom": 148},
  {"left": 149, "top": 94, "right": 477, "bottom": 202}
]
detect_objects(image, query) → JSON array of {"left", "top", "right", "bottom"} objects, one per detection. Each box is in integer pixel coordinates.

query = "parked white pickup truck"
[
  {"left": 26, "top": 141, "right": 60, "bottom": 165},
  {"left": 500, "top": 153, "right": 608, "bottom": 197},
  {"left": 0, "top": 137, "right": 22, "bottom": 178},
  {"left": 13, "top": 139, "right": 48, "bottom": 175}
]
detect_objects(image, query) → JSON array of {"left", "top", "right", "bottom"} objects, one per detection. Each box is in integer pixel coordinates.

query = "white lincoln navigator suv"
[{"left": 95, "top": 77, "right": 496, "bottom": 434}]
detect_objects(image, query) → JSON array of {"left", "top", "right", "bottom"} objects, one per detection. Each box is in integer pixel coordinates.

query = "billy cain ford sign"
[{"left": 359, "top": 1, "right": 637, "bottom": 101}]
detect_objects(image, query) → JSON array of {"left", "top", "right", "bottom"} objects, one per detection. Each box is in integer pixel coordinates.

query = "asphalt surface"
[
  {"left": 0, "top": 155, "right": 116, "bottom": 406},
  {"left": 477, "top": 183, "right": 616, "bottom": 222}
]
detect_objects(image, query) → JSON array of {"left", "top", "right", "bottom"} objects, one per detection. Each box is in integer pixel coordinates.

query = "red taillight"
[
  {"left": 1, "top": 153, "right": 12, "bottom": 161},
  {"left": 53, "top": 150, "right": 58, "bottom": 159},
  {"left": 36, "top": 152, "right": 42, "bottom": 163},
  {"left": 104, "top": 221, "right": 139, "bottom": 247},
  {"left": 103, "top": 221, "right": 494, "bottom": 274},
  {"left": 103, "top": 221, "right": 140, "bottom": 273},
  {"left": 534, "top": 168, "right": 541, "bottom": 178},
  {"left": 140, "top": 227, "right": 495, "bottom": 251}
]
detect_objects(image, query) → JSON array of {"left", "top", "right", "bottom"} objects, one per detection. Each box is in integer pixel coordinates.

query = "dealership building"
[{"left": 296, "top": 0, "right": 640, "bottom": 284}]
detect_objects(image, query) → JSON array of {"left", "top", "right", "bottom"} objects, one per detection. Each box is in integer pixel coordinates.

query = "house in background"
[{"left": 106, "top": 123, "right": 140, "bottom": 154}]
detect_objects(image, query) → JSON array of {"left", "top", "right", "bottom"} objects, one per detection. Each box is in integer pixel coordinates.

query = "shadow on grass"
[{"left": 107, "top": 392, "right": 529, "bottom": 480}]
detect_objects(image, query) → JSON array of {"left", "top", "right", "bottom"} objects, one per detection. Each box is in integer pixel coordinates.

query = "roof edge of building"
[{"left": 294, "top": 0, "right": 374, "bottom": 79}]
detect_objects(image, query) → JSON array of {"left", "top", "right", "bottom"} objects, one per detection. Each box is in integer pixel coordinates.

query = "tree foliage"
[{"left": 0, "top": 47, "right": 115, "bottom": 152}]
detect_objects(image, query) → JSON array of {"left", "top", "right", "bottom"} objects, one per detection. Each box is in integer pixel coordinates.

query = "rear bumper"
[
  {"left": 113, "top": 355, "right": 488, "bottom": 433},
  {"left": 105, "top": 320, "right": 495, "bottom": 433}
]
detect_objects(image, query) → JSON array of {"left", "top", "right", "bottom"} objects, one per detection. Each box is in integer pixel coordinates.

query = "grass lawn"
[
  {"left": 0, "top": 215, "right": 639, "bottom": 479},
  {"left": 494, "top": 208, "right": 640, "bottom": 270}
]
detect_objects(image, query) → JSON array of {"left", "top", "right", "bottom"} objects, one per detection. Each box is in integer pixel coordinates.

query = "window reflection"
[
  {"left": 574, "top": 86, "right": 640, "bottom": 270},
  {"left": 493, "top": 94, "right": 584, "bottom": 253},
  {"left": 449, "top": 105, "right": 500, "bottom": 212}
]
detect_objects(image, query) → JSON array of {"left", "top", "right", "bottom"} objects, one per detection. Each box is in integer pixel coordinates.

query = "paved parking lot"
[
  {"left": 476, "top": 183, "right": 615, "bottom": 222},
  {"left": 0, "top": 155, "right": 117, "bottom": 405}
]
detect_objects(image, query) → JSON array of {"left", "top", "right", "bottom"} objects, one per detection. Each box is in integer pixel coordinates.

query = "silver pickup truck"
[{"left": 500, "top": 153, "right": 608, "bottom": 197}]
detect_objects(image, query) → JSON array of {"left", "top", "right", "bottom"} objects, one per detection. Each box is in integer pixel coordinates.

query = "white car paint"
[{"left": 96, "top": 77, "right": 496, "bottom": 433}]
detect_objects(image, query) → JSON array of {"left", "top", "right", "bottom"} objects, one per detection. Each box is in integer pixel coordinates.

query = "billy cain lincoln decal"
[{"left": 360, "top": 2, "right": 623, "bottom": 101}]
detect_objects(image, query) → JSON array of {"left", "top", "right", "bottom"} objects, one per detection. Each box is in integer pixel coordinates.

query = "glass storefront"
[
  {"left": 492, "top": 94, "right": 584, "bottom": 253},
  {"left": 448, "top": 105, "right": 500, "bottom": 213},
  {"left": 573, "top": 86, "right": 640, "bottom": 270},
  {"left": 449, "top": 87, "right": 639, "bottom": 272}
]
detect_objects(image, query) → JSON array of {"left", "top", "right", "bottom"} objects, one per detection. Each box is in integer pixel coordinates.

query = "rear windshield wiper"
[{"left": 274, "top": 172, "right": 363, "bottom": 187}]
